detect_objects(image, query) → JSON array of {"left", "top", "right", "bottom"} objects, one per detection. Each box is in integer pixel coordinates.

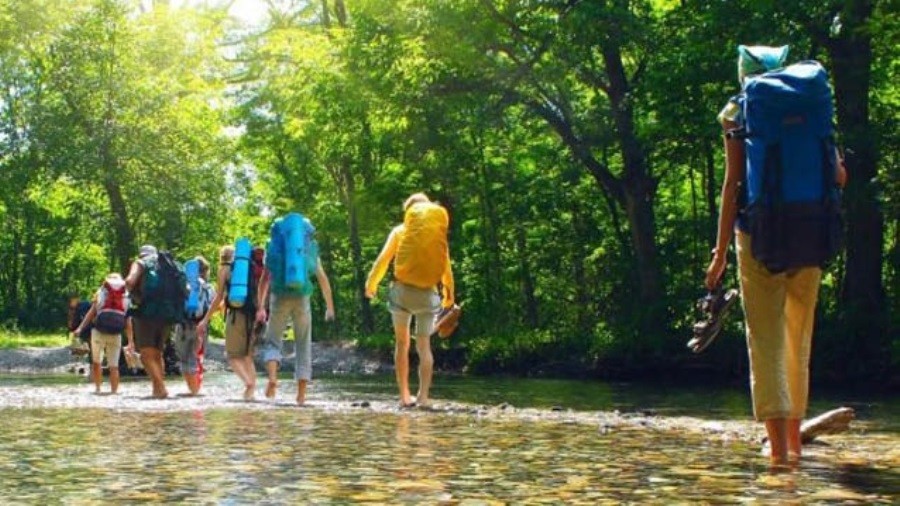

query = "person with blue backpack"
[
  {"left": 173, "top": 255, "right": 215, "bottom": 396},
  {"left": 255, "top": 213, "right": 335, "bottom": 405},
  {"left": 705, "top": 45, "right": 846, "bottom": 468},
  {"left": 198, "top": 244, "right": 265, "bottom": 401}
]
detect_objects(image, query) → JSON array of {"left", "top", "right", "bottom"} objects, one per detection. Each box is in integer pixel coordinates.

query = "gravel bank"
[{"left": 0, "top": 340, "right": 392, "bottom": 376}]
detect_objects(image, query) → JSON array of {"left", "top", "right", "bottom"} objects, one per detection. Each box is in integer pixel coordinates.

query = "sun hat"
[{"left": 138, "top": 244, "right": 158, "bottom": 259}]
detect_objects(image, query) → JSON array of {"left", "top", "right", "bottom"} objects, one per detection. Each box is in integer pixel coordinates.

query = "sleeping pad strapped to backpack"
[
  {"left": 184, "top": 258, "right": 213, "bottom": 322},
  {"left": 735, "top": 60, "right": 844, "bottom": 273},
  {"left": 395, "top": 202, "right": 449, "bottom": 288},
  {"left": 227, "top": 241, "right": 266, "bottom": 319}
]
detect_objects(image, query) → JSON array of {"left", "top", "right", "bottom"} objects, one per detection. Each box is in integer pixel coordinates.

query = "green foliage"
[
  {"left": 0, "top": 328, "right": 70, "bottom": 349},
  {"left": 0, "top": 0, "right": 896, "bottom": 385}
]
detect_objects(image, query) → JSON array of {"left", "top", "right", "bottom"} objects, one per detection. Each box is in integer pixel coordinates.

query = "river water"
[{"left": 0, "top": 373, "right": 896, "bottom": 503}]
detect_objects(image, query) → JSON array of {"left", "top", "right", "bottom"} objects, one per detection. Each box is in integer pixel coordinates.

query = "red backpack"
[{"left": 94, "top": 279, "right": 128, "bottom": 334}]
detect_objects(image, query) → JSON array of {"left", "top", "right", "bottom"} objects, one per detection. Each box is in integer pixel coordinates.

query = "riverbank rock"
[
  {"left": 0, "top": 340, "right": 392, "bottom": 376},
  {"left": 249, "top": 339, "right": 393, "bottom": 375},
  {"left": 0, "top": 347, "right": 85, "bottom": 374}
]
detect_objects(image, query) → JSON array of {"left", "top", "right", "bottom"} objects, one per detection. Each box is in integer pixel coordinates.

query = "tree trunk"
[
  {"left": 103, "top": 179, "right": 135, "bottom": 273},
  {"left": 321, "top": 0, "right": 331, "bottom": 28},
  {"left": 571, "top": 200, "right": 592, "bottom": 336},
  {"left": 603, "top": 42, "right": 663, "bottom": 312},
  {"left": 827, "top": 0, "right": 887, "bottom": 368},
  {"left": 334, "top": 0, "right": 348, "bottom": 27},
  {"left": 347, "top": 175, "right": 375, "bottom": 335},
  {"left": 477, "top": 156, "right": 505, "bottom": 330},
  {"left": 23, "top": 211, "right": 36, "bottom": 325},
  {"left": 705, "top": 142, "right": 718, "bottom": 245},
  {"left": 515, "top": 222, "right": 539, "bottom": 328}
]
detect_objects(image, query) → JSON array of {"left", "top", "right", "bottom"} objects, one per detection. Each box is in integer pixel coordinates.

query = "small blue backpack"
[{"left": 735, "top": 61, "right": 844, "bottom": 273}]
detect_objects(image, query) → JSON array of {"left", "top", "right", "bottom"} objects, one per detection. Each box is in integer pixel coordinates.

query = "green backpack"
[{"left": 134, "top": 251, "right": 188, "bottom": 323}]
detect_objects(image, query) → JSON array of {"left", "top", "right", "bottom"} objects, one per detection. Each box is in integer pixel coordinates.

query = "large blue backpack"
[
  {"left": 735, "top": 61, "right": 843, "bottom": 273},
  {"left": 266, "top": 213, "right": 319, "bottom": 296}
]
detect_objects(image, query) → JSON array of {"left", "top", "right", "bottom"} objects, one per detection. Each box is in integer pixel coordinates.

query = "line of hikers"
[{"left": 70, "top": 192, "right": 456, "bottom": 406}]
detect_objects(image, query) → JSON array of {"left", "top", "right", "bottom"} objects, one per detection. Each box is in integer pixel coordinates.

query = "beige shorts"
[
  {"left": 388, "top": 282, "right": 440, "bottom": 338},
  {"left": 225, "top": 310, "right": 255, "bottom": 358},
  {"left": 91, "top": 329, "right": 122, "bottom": 367}
]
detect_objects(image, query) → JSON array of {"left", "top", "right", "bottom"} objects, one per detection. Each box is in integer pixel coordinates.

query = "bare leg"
[
  {"left": 91, "top": 362, "right": 102, "bottom": 393},
  {"left": 265, "top": 361, "right": 278, "bottom": 398},
  {"left": 184, "top": 373, "right": 200, "bottom": 395},
  {"left": 787, "top": 418, "right": 802, "bottom": 462},
  {"left": 393, "top": 319, "right": 413, "bottom": 405},
  {"left": 240, "top": 356, "right": 257, "bottom": 400},
  {"left": 765, "top": 418, "right": 789, "bottom": 467},
  {"left": 109, "top": 367, "right": 120, "bottom": 394},
  {"left": 415, "top": 334, "right": 434, "bottom": 406},
  {"left": 296, "top": 379, "right": 307, "bottom": 405},
  {"left": 229, "top": 357, "right": 255, "bottom": 400},
  {"left": 141, "top": 347, "right": 167, "bottom": 398}
]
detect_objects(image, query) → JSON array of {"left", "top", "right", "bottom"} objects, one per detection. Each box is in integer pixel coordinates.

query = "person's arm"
[
  {"left": 364, "top": 227, "right": 401, "bottom": 298},
  {"left": 836, "top": 147, "right": 848, "bottom": 188},
  {"left": 124, "top": 261, "right": 143, "bottom": 292},
  {"left": 73, "top": 302, "right": 98, "bottom": 335},
  {"left": 256, "top": 269, "right": 270, "bottom": 323},
  {"left": 705, "top": 119, "right": 745, "bottom": 290},
  {"left": 124, "top": 317, "right": 135, "bottom": 351},
  {"left": 198, "top": 267, "right": 228, "bottom": 333},
  {"left": 315, "top": 258, "right": 335, "bottom": 321},
  {"left": 440, "top": 257, "right": 455, "bottom": 308}
]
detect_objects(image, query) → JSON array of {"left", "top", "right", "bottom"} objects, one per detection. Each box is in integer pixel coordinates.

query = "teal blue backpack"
[{"left": 266, "top": 214, "right": 319, "bottom": 296}]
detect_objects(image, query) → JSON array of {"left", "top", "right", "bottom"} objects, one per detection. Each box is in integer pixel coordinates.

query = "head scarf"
[{"left": 738, "top": 45, "right": 789, "bottom": 84}]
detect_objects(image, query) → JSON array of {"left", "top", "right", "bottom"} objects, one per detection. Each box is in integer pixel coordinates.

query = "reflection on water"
[{"left": 0, "top": 374, "right": 897, "bottom": 503}]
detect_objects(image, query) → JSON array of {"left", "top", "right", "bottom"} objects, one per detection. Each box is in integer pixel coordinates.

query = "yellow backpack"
[{"left": 395, "top": 202, "right": 449, "bottom": 288}]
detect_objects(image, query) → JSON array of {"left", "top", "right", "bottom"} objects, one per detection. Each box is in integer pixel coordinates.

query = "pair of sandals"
[
  {"left": 433, "top": 303, "right": 462, "bottom": 339},
  {"left": 687, "top": 285, "right": 739, "bottom": 353}
]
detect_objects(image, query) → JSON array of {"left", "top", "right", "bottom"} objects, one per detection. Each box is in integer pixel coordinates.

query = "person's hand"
[
  {"left": 197, "top": 320, "right": 208, "bottom": 335},
  {"left": 705, "top": 251, "right": 727, "bottom": 290},
  {"left": 324, "top": 307, "right": 335, "bottom": 321},
  {"left": 125, "top": 342, "right": 135, "bottom": 355},
  {"left": 255, "top": 307, "right": 267, "bottom": 324},
  {"left": 364, "top": 289, "right": 375, "bottom": 300},
  {"left": 836, "top": 156, "right": 848, "bottom": 188}
]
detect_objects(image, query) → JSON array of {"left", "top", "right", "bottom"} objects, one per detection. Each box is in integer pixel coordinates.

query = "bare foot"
[
  {"left": 243, "top": 385, "right": 256, "bottom": 401},
  {"left": 296, "top": 380, "right": 307, "bottom": 406},
  {"left": 266, "top": 380, "right": 277, "bottom": 399}
]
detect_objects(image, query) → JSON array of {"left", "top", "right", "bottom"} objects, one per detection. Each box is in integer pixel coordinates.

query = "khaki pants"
[
  {"left": 260, "top": 293, "right": 312, "bottom": 381},
  {"left": 737, "top": 231, "right": 822, "bottom": 421}
]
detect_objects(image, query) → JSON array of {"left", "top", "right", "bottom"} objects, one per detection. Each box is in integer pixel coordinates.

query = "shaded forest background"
[{"left": 1, "top": 0, "right": 896, "bottom": 385}]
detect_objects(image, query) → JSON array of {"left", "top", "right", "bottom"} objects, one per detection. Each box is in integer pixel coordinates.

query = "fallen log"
[{"left": 800, "top": 407, "right": 855, "bottom": 444}]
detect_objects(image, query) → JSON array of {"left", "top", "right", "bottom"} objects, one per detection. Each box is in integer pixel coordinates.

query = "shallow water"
[{"left": 0, "top": 373, "right": 897, "bottom": 503}]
